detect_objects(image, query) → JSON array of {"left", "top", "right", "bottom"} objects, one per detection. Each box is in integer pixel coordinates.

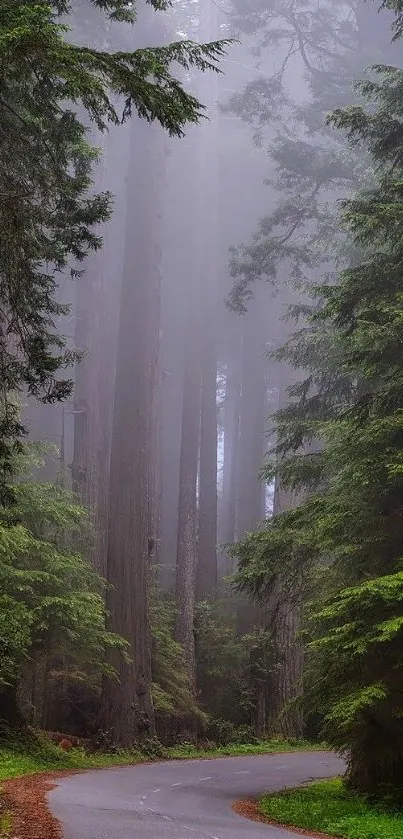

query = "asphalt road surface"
[{"left": 48, "top": 750, "right": 344, "bottom": 839}]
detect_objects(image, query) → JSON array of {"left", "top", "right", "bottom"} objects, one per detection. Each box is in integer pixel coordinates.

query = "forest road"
[{"left": 48, "top": 750, "right": 344, "bottom": 839}]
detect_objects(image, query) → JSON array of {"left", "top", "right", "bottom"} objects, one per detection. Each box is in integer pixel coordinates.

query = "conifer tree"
[
  {"left": 0, "top": 0, "right": 228, "bottom": 501},
  {"left": 226, "top": 0, "right": 399, "bottom": 738},
  {"left": 0, "top": 445, "right": 124, "bottom": 725},
  {"left": 234, "top": 8, "right": 403, "bottom": 794}
]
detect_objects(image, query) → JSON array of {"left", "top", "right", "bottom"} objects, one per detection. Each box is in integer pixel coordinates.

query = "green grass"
[
  {"left": 0, "top": 732, "right": 323, "bottom": 782},
  {"left": 0, "top": 737, "right": 146, "bottom": 781},
  {"left": 168, "top": 738, "right": 322, "bottom": 760},
  {"left": 259, "top": 778, "right": 403, "bottom": 839}
]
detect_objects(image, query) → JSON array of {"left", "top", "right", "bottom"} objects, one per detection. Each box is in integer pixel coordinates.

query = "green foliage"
[
  {"left": 0, "top": 1, "right": 229, "bottom": 497},
  {"left": 229, "top": 2, "right": 403, "bottom": 796},
  {"left": 0, "top": 725, "right": 318, "bottom": 781},
  {"left": 168, "top": 738, "right": 318, "bottom": 758},
  {"left": 259, "top": 779, "right": 403, "bottom": 839},
  {"left": 0, "top": 446, "right": 126, "bottom": 697},
  {"left": 150, "top": 590, "right": 206, "bottom": 730},
  {"left": 0, "top": 726, "right": 148, "bottom": 779},
  {"left": 150, "top": 593, "right": 278, "bottom": 740},
  {"left": 234, "top": 54, "right": 403, "bottom": 794},
  {"left": 195, "top": 601, "right": 253, "bottom": 727}
]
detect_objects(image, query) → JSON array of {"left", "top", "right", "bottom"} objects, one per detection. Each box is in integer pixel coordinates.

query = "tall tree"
[
  {"left": 227, "top": 0, "right": 400, "bottom": 738},
  {"left": 90, "top": 1, "right": 227, "bottom": 748},
  {"left": 218, "top": 332, "right": 241, "bottom": 578},
  {"left": 71, "top": 109, "right": 130, "bottom": 571},
  {"left": 0, "top": 446, "right": 124, "bottom": 726},
  {"left": 235, "top": 301, "right": 268, "bottom": 539},
  {"left": 195, "top": 1, "right": 220, "bottom": 603},
  {"left": 175, "top": 0, "right": 222, "bottom": 682},
  {"left": 175, "top": 313, "right": 202, "bottom": 691},
  {"left": 0, "top": 0, "right": 228, "bottom": 501},
  {"left": 236, "top": 44, "right": 403, "bottom": 788},
  {"left": 100, "top": 113, "right": 164, "bottom": 745},
  {"left": 197, "top": 342, "right": 218, "bottom": 600}
]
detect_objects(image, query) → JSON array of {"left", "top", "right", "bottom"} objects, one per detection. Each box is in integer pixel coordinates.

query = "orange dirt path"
[{"left": 2, "top": 771, "right": 77, "bottom": 839}]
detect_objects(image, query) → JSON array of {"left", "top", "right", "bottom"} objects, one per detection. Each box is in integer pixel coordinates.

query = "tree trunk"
[
  {"left": 71, "top": 125, "right": 126, "bottom": 577},
  {"left": 347, "top": 728, "right": 403, "bottom": 795},
  {"left": 0, "top": 683, "right": 23, "bottom": 728},
  {"left": 265, "top": 570, "right": 304, "bottom": 739},
  {"left": 196, "top": 338, "right": 218, "bottom": 601},
  {"left": 217, "top": 339, "right": 241, "bottom": 583},
  {"left": 100, "top": 115, "right": 164, "bottom": 747},
  {"left": 236, "top": 304, "right": 268, "bottom": 538},
  {"left": 249, "top": 641, "right": 267, "bottom": 739},
  {"left": 176, "top": 0, "right": 220, "bottom": 678},
  {"left": 194, "top": 0, "right": 220, "bottom": 602},
  {"left": 175, "top": 331, "right": 202, "bottom": 692},
  {"left": 159, "top": 320, "right": 184, "bottom": 591},
  {"left": 264, "top": 356, "right": 305, "bottom": 740}
]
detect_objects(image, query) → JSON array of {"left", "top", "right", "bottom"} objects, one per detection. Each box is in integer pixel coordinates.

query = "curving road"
[{"left": 48, "top": 751, "right": 344, "bottom": 839}]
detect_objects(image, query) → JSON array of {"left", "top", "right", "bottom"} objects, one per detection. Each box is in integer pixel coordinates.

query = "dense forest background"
[{"left": 3, "top": 0, "right": 403, "bottom": 799}]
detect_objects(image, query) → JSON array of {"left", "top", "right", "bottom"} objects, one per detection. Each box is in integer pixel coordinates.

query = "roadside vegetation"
[
  {"left": 259, "top": 779, "right": 403, "bottom": 839},
  {"left": 0, "top": 729, "right": 320, "bottom": 782}
]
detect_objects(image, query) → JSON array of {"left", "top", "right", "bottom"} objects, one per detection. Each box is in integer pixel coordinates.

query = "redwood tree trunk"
[
  {"left": 217, "top": 342, "right": 241, "bottom": 582},
  {"left": 265, "top": 568, "right": 304, "bottom": 739},
  {"left": 0, "top": 683, "right": 23, "bottom": 728},
  {"left": 264, "top": 358, "right": 305, "bottom": 740},
  {"left": 71, "top": 126, "right": 126, "bottom": 576},
  {"left": 196, "top": 342, "right": 218, "bottom": 601},
  {"left": 194, "top": 0, "right": 219, "bottom": 603},
  {"left": 175, "top": 332, "right": 202, "bottom": 691},
  {"left": 100, "top": 115, "right": 164, "bottom": 746},
  {"left": 236, "top": 305, "right": 268, "bottom": 538}
]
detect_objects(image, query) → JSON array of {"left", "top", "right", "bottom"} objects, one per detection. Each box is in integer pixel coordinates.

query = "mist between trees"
[{"left": 3, "top": 0, "right": 403, "bottom": 800}]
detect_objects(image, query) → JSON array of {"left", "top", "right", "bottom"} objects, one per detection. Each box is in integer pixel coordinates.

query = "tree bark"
[
  {"left": 193, "top": 0, "right": 220, "bottom": 603},
  {"left": 71, "top": 126, "right": 126, "bottom": 577},
  {"left": 264, "top": 356, "right": 305, "bottom": 740},
  {"left": 175, "top": 330, "right": 202, "bottom": 691},
  {"left": 176, "top": 0, "right": 220, "bottom": 677},
  {"left": 236, "top": 304, "right": 268, "bottom": 538},
  {"left": 100, "top": 114, "right": 164, "bottom": 747},
  {"left": 264, "top": 570, "right": 304, "bottom": 739},
  {"left": 217, "top": 337, "right": 241, "bottom": 582},
  {"left": 196, "top": 335, "right": 218, "bottom": 601},
  {"left": 0, "top": 683, "right": 23, "bottom": 728}
]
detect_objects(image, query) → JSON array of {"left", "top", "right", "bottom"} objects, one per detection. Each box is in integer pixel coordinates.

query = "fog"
[{"left": 18, "top": 0, "right": 403, "bottom": 742}]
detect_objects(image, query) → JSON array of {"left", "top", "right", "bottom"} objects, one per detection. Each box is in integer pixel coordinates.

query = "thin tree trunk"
[
  {"left": 197, "top": 339, "right": 218, "bottom": 601},
  {"left": 217, "top": 343, "right": 241, "bottom": 582},
  {"left": 159, "top": 334, "right": 184, "bottom": 591},
  {"left": 148, "top": 205, "right": 164, "bottom": 573},
  {"left": 194, "top": 4, "right": 219, "bottom": 599},
  {"left": 175, "top": 332, "right": 202, "bottom": 691},
  {"left": 236, "top": 305, "right": 268, "bottom": 538}
]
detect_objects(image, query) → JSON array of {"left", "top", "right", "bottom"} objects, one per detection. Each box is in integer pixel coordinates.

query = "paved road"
[{"left": 48, "top": 751, "right": 344, "bottom": 839}]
